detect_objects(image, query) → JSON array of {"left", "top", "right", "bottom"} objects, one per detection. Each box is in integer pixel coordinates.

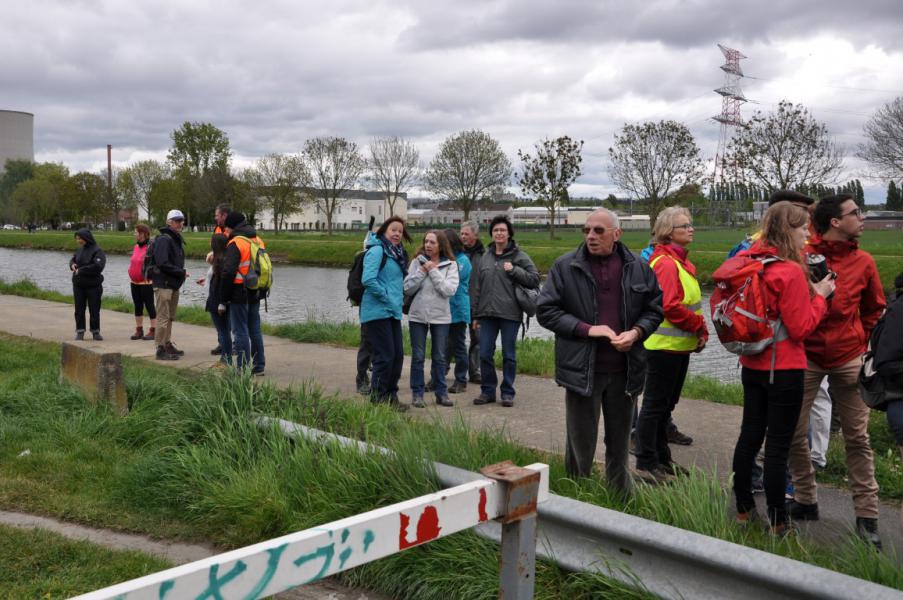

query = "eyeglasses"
[
  {"left": 673, "top": 223, "right": 694, "bottom": 230},
  {"left": 840, "top": 207, "right": 863, "bottom": 219},
  {"left": 582, "top": 226, "right": 607, "bottom": 236}
]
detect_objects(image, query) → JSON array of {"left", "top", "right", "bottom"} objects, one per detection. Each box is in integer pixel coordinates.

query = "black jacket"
[
  {"left": 537, "top": 241, "right": 663, "bottom": 397},
  {"left": 69, "top": 228, "right": 105, "bottom": 288},
  {"left": 464, "top": 239, "right": 485, "bottom": 317},
  {"left": 220, "top": 222, "right": 260, "bottom": 305},
  {"left": 876, "top": 291, "right": 903, "bottom": 390},
  {"left": 151, "top": 226, "right": 186, "bottom": 290},
  {"left": 473, "top": 241, "right": 541, "bottom": 322}
]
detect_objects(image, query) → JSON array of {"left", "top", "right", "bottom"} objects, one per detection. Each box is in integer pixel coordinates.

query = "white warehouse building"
[{"left": 255, "top": 189, "right": 407, "bottom": 231}]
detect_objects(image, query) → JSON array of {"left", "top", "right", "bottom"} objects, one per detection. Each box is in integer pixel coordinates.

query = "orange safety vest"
[
  {"left": 228, "top": 235, "right": 266, "bottom": 284},
  {"left": 213, "top": 225, "right": 225, "bottom": 235}
]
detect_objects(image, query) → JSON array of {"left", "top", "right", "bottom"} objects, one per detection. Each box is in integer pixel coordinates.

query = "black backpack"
[
  {"left": 859, "top": 313, "right": 895, "bottom": 411},
  {"left": 347, "top": 247, "right": 387, "bottom": 306},
  {"left": 142, "top": 237, "right": 159, "bottom": 281}
]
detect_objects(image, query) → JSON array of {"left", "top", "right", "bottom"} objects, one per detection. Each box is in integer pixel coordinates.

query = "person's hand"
[
  {"left": 473, "top": 320, "right": 480, "bottom": 331},
  {"left": 205, "top": 251, "right": 214, "bottom": 265},
  {"left": 422, "top": 260, "right": 437, "bottom": 272},
  {"left": 610, "top": 328, "right": 640, "bottom": 352},
  {"left": 503, "top": 261, "right": 514, "bottom": 272},
  {"left": 812, "top": 273, "right": 836, "bottom": 298},
  {"left": 196, "top": 277, "right": 206, "bottom": 286},
  {"left": 70, "top": 264, "right": 77, "bottom": 272},
  {"left": 217, "top": 303, "right": 227, "bottom": 316},
  {"left": 587, "top": 325, "right": 616, "bottom": 339}
]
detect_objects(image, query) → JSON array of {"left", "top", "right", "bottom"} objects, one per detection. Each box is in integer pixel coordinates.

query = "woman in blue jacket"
[{"left": 361, "top": 216, "right": 412, "bottom": 410}]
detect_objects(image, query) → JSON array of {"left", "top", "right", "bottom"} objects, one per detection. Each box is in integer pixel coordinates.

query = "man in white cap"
[{"left": 150, "top": 209, "right": 188, "bottom": 360}]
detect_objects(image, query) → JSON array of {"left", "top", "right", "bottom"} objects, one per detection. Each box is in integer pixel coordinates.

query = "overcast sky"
[{"left": 3, "top": 0, "right": 903, "bottom": 203}]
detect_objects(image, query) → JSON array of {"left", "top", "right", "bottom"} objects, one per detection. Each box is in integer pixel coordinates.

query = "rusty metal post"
[{"left": 480, "top": 461, "right": 540, "bottom": 600}]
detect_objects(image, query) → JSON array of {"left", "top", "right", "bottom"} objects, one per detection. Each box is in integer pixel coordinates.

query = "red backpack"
[{"left": 710, "top": 254, "right": 787, "bottom": 380}]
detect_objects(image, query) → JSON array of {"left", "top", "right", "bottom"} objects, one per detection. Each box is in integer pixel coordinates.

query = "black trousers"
[
  {"left": 732, "top": 367, "right": 804, "bottom": 525},
  {"left": 74, "top": 284, "right": 102, "bottom": 332},
  {"left": 130, "top": 283, "right": 156, "bottom": 319},
  {"left": 365, "top": 318, "right": 403, "bottom": 402},
  {"left": 356, "top": 322, "right": 372, "bottom": 386},
  {"left": 635, "top": 351, "right": 690, "bottom": 470}
]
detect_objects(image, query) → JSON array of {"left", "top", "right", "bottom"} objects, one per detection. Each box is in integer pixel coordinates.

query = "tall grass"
[{"left": 0, "top": 333, "right": 900, "bottom": 595}]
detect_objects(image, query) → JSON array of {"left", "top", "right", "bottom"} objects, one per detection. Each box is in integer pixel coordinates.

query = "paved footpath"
[{"left": 2, "top": 294, "right": 901, "bottom": 559}]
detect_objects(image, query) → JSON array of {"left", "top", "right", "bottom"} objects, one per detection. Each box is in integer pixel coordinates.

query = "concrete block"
[{"left": 60, "top": 342, "right": 128, "bottom": 415}]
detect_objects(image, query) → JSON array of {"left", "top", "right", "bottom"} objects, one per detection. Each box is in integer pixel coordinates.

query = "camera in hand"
[{"left": 806, "top": 253, "right": 835, "bottom": 299}]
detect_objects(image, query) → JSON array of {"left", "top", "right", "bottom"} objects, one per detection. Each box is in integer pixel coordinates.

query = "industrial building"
[{"left": 0, "top": 110, "right": 34, "bottom": 173}]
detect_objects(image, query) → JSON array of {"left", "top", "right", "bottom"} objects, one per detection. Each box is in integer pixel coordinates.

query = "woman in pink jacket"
[{"left": 128, "top": 223, "right": 157, "bottom": 340}]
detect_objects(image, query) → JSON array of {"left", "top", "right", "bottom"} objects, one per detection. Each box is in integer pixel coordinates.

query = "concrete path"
[{"left": 2, "top": 293, "right": 901, "bottom": 558}]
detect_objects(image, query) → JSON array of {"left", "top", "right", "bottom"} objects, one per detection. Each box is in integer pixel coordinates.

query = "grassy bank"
[
  {"left": 0, "top": 333, "right": 900, "bottom": 596},
  {"left": 3, "top": 229, "right": 902, "bottom": 290},
  {"left": 0, "top": 523, "right": 170, "bottom": 598},
  {"left": 0, "top": 277, "right": 744, "bottom": 406}
]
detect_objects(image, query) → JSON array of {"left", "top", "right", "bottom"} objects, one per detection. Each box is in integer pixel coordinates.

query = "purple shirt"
[{"left": 575, "top": 251, "right": 626, "bottom": 372}]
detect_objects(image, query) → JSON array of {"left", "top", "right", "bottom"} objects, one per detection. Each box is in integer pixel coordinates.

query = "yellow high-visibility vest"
[{"left": 644, "top": 255, "right": 703, "bottom": 352}]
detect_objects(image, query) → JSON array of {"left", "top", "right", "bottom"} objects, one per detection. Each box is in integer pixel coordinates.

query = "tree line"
[{"left": 3, "top": 95, "right": 903, "bottom": 233}]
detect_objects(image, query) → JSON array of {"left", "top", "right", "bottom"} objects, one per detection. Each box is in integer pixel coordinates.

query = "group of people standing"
[{"left": 356, "top": 215, "right": 541, "bottom": 411}]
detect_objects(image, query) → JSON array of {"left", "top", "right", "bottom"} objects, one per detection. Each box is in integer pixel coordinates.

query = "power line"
[{"left": 744, "top": 75, "right": 903, "bottom": 96}]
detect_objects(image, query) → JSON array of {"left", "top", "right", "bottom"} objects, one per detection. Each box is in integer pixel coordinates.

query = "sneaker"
[
  {"left": 735, "top": 508, "right": 760, "bottom": 526},
  {"left": 356, "top": 381, "right": 371, "bottom": 396},
  {"left": 412, "top": 395, "right": 426, "bottom": 408},
  {"left": 501, "top": 395, "right": 514, "bottom": 407},
  {"left": 473, "top": 394, "right": 496, "bottom": 405},
  {"left": 469, "top": 374, "right": 482, "bottom": 384},
  {"left": 251, "top": 369, "right": 265, "bottom": 377},
  {"left": 92, "top": 331, "right": 103, "bottom": 341},
  {"left": 448, "top": 381, "right": 467, "bottom": 394},
  {"left": 75, "top": 331, "right": 85, "bottom": 341},
  {"left": 436, "top": 395, "right": 454, "bottom": 407},
  {"left": 752, "top": 479, "right": 765, "bottom": 494},
  {"left": 635, "top": 465, "right": 675, "bottom": 485},
  {"left": 210, "top": 345, "right": 222, "bottom": 355},
  {"left": 787, "top": 500, "right": 819, "bottom": 521},
  {"left": 660, "top": 462, "right": 690, "bottom": 477},
  {"left": 156, "top": 346, "right": 178, "bottom": 361},
  {"left": 769, "top": 520, "right": 799, "bottom": 539},
  {"left": 856, "top": 517, "right": 883, "bottom": 550},
  {"left": 667, "top": 428, "right": 693, "bottom": 446},
  {"left": 164, "top": 342, "right": 185, "bottom": 356}
]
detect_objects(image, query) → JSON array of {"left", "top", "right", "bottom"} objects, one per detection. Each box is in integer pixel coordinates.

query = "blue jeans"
[
  {"left": 210, "top": 309, "right": 232, "bottom": 364},
  {"left": 479, "top": 317, "right": 520, "bottom": 399},
  {"left": 410, "top": 322, "right": 450, "bottom": 396},
  {"left": 446, "top": 322, "right": 469, "bottom": 385},
  {"left": 366, "top": 318, "right": 404, "bottom": 402},
  {"left": 249, "top": 300, "right": 265, "bottom": 373},
  {"left": 230, "top": 303, "right": 251, "bottom": 369}
]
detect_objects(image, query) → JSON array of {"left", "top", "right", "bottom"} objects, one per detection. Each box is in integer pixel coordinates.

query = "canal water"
[{"left": 0, "top": 247, "right": 741, "bottom": 383}]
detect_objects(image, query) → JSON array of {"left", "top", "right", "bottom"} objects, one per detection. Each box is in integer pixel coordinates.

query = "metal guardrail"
[{"left": 262, "top": 417, "right": 903, "bottom": 600}]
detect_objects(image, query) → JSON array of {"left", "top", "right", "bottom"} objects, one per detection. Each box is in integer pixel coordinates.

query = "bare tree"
[
  {"left": 858, "top": 96, "right": 903, "bottom": 182},
  {"left": 725, "top": 100, "right": 843, "bottom": 191},
  {"left": 115, "top": 160, "right": 170, "bottom": 219},
  {"left": 303, "top": 136, "right": 366, "bottom": 235},
  {"left": 608, "top": 120, "right": 706, "bottom": 223},
  {"left": 517, "top": 136, "right": 583, "bottom": 238},
  {"left": 249, "top": 153, "right": 310, "bottom": 233},
  {"left": 369, "top": 136, "right": 420, "bottom": 217},
  {"left": 426, "top": 129, "right": 512, "bottom": 221}
]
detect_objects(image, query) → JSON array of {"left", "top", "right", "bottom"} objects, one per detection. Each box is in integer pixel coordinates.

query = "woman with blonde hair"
[
  {"left": 635, "top": 206, "right": 707, "bottom": 483},
  {"left": 731, "top": 201, "right": 835, "bottom": 536}
]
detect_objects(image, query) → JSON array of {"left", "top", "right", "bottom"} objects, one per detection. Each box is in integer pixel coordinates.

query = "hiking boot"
[
  {"left": 660, "top": 462, "right": 690, "bottom": 477},
  {"left": 164, "top": 342, "right": 185, "bottom": 356},
  {"left": 473, "top": 394, "right": 496, "bottom": 405},
  {"left": 75, "top": 330, "right": 85, "bottom": 341},
  {"left": 142, "top": 327, "right": 155, "bottom": 341},
  {"left": 412, "top": 395, "right": 426, "bottom": 408},
  {"left": 856, "top": 517, "right": 883, "bottom": 550},
  {"left": 735, "top": 507, "right": 761, "bottom": 526},
  {"left": 448, "top": 381, "right": 467, "bottom": 394},
  {"left": 667, "top": 428, "right": 693, "bottom": 446},
  {"left": 436, "top": 395, "right": 454, "bottom": 407},
  {"left": 501, "top": 395, "right": 514, "bottom": 407},
  {"left": 92, "top": 331, "right": 103, "bottom": 341},
  {"left": 357, "top": 381, "right": 371, "bottom": 396},
  {"left": 469, "top": 374, "right": 482, "bottom": 384},
  {"left": 210, "top": 345, "right": 222, "bottom": 355},
  {"left": 130, "top": 327, "right": 144, "bottom": 340},
  {"left": 787, "top": 500, "right": 819, "bottom": 521},
  {"left": 635, "top": 465, "right": 675, "bottom": 485},
  {"left": 156, "top": 346, "right": 178, "bottom": 361},
  {"left": 769, "top": 520, "right": 799, "bottom": 539},
  {"left": 251, "top": 369, "right": 265, "bottom": 377}
]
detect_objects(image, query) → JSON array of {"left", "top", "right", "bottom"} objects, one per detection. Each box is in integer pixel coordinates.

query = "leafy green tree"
[
  {"left": 0, "top": 159, "right": 35, "bottom": 220},
  {"left": 147, "top": 177, "right": 186, "bottom": 226},
  {"left": 167, "top": 122, "right": 231, "bottom": 225},
  {"left": 607, "top": 120, "right": 705, "bottom": 223},
  {"left": 66, "top": 172, "right": 108, "bottom": 224},
  {"left": 517, "top": 136, "right": 583, "bottom": 238},
  {"left": 248, "top": 153, "right": 310, "bottom": 233},
  {"left": 303, "top": 136, "right": 366, "bottom": 235},
  {"left": 10, "top": 179, "right": 57, "bottom": 227},
  {"left": 725, "top": 100, "right": 843, "bottom": 191},
  {"left": 116, "top": 160, "right": 169, "bottom": 218},
  {"left": 426, "top": 129, "right": 512, "bottom": 221},
  {"left": 887, "top": 181, "right": 902, "bottom": 210}
]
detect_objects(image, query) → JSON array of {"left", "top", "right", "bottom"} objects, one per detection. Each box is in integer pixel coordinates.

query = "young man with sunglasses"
[
  {"left": 787, "top": 194, "right": 886, "bottom": 547},
  {"left": 537, "top": 209, "right": 663, "bottom": 495}
]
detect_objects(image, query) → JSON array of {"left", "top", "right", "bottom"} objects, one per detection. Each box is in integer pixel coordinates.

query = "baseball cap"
[
  {"left": 166, "top": 209, "right": 185, "bottom": 221},
  {"left": 767, "top": 190, "right": 815, "bottom": 207}
]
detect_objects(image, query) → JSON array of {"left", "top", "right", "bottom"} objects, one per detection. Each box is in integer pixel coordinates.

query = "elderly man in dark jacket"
[
  {"left": 151, "top": 209, "right": 187, "bottom": 360},
  {"left": 537, "top": 208, "right": 663, "bottom": 495}
]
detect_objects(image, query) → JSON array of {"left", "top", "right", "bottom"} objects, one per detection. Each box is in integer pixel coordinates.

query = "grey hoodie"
[{"left": 403, "top": 256, "right": 460, "bottom": 324}]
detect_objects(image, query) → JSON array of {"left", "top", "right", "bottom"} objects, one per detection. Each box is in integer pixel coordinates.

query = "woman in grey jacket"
[
  {"left": 404, "top": 230, "right": 460, "bottom": 407},
  {"left": 473, "top": 216, "right": 540, "bottom": 407}
]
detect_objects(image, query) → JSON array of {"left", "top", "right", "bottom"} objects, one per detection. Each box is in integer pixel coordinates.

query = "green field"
[{"left": 3, "top": 228, "right": 902, "bottom": 290}]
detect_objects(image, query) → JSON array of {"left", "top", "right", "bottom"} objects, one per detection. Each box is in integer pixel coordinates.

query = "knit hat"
[{"left": 224, "top": 211, "right": 245, "bottom": 229}]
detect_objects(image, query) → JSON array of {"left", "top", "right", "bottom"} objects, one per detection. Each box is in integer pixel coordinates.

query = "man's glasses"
[
  {"left": 582, "top": 226, "right": 606, "bottom": 235},
  {"left": 840, "top": 207, "right": 863, "bottom": 219}
]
